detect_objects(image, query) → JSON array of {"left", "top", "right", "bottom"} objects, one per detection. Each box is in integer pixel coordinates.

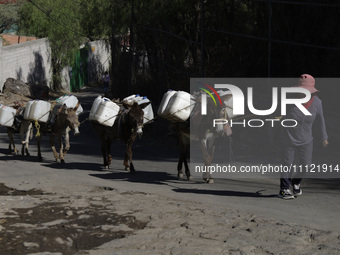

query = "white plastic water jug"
[
  {"left": 157, "top": 90, "right": 176, "bottom": 117},
  {"left": 94, "top": 99, "right": 120, "bottom": 127},
  {"left": 0, "top": 105, "right": 16, "bottom": 127},
  {"left": 122, "top": 94, "right": 136, "bottom": 104},
  {"left": 89, "top": 96, "right": 103, "bottom": 120},
  {"left": 167, "top": 91, "right": 192, "bottom": 121},
  {"left": 24, "top": 101, "right": 34, "bottom": 120},
  {"left": 133, "top": 95, "right": 144, "bottom": 103},
  {"left": 57, "top": 95, "right": 78, "bottom": 108},
  {"left": 24, "top": 100, "right": 51, "bottom": 123},
  {"left": 137, "top": 98, "right": 154, "bottom": 124},
  {"left": 56, "top": 95, "right": 83, "bottom": 115}
]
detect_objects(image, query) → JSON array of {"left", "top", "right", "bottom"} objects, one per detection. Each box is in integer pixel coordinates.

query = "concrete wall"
[
  {"left": 0, "top": 37, "right": 52, "bottom": 91},
  {"left": 0, "top": 37, "right": 111, "bottom": 92},
  {"left": 87, "top": 40, "right": 111, "bottom": 84}
]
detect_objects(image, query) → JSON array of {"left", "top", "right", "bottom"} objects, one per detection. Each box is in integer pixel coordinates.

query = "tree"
[
  {"left": 19, "top": 0, "right": 86, "bottom": 90},
  {"left": 0, "top": 0, "right": 26, "bottom": 34}
]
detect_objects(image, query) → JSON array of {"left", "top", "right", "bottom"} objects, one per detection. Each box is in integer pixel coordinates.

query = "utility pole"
[
  {"left": 267, "top": 0, "right": 272, "bottom": 78},
  {"left": 200, "top": 0, "right": 205, "bottom": 77},
  {"left": 111, "top": 20, "right": 115, "bottom": 97},
  {"left": 128, "top": 0, "right": 135, "bottom": 95}
]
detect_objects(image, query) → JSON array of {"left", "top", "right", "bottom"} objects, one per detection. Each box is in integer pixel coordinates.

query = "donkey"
[
  {"left": 36, "top": 103, "right": 80, "bottom": 163},
  {"left": 92, "top": 102, "right": 150, "bottom": 171},
  {"left": 175, "top": 93, "right": 232, "bottom": 183},
  {"left": 7, "top": 120, "right": 33, "bottom": 156},
  {"left": 6, "top": 106, "right": 33, "bottom": 156}
]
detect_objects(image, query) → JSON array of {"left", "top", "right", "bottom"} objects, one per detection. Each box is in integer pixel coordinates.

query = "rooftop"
[{"left": 0, "top": 34, "right": 38, "bottom": 46}]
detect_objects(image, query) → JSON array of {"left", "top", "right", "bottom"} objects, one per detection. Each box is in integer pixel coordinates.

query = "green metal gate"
[{"left": 70, "top": 47, "right": 88, "bottom": 92}]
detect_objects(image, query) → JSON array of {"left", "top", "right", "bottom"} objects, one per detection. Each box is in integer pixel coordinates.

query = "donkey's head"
[
  {"left": 215, "top": 94, "right": 233, "bottom": 137},
  {"left": 196, "top": 94, "right": 232, "bottom": 137},
  {"left": 123, "top": 102, "right": 150, "bottom": 138},
  {"left": 57, "top": 103, "right": 80, "bottom": 136}
]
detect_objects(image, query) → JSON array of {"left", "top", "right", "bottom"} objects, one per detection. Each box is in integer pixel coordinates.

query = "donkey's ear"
[
  {"left": 58, "top": 104, "right": 67, "bottom": 114},
  {"left": 139, "top": 102, "right": 151, "bottom": 109},
  {"left": 123, "top": 102, "right": 132, "bottom": 109}
]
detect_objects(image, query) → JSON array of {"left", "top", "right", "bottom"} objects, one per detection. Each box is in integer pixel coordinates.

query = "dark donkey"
[
  {"left": 92, "top": 102, "right": 150, "bottom": 171},
  {"left": 175, "top": 93, "right": 232, "bottom": 183},
  {"left": 36, "top": 103, "right": 80, "bottom": 163}
]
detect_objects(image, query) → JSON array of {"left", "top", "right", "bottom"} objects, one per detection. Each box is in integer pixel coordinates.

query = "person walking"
[
  {"left": 279, "top": 74, "right": 329, "bottom": 199},
  {"left": 102, "top": 71, "right": 111, "bottom": 96}
]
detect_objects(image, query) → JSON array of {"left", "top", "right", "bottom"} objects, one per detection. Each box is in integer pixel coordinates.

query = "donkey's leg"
[
  {"left": 63, "top": 128, "right": 70, "bottom": 156},
  {"left": 124, "top": 139, "right": 135, "bottom": 172},
  {"left": 49, "top": 134, "right": 59, "bottom": 161},
  {"left": 37, "top": 135, "right": 43, "bottom": 161},
  {"left": 182, "top": 136, "right": 191, "bottom": 180},
  {"left": 177, "top": 134, "right": 185, "bottom": 178},
  {"left": 7, "top": 130, "right": 18, "bottom": 155},
  {"left": 177, "top": 156, "right": 184, "bottom": 178},
  {"left": 106, "top": 138, "right": 112, "bottom": 167},
  {"left": 200, "top": 137, "right": 215, "bottom": 184},
  {"left": 183, "top": 155, "right": 192, "bottom": 181},
  {"left": 178, "top": 154, "right": 192, "bottom": 181},
  {"left": 206, "top": 144, "right": 215, "bottom": 184},
  {"left": 58, "top": 136, "right": 65, "bottom": 163},
  {"left": 176, "top": 128, "right": 190, "bottom": 179},
  {"left": 20, "top": 121, "right": 32, "bottom": 156},
  {"left": 200, "top": 140, "right": 209, "bottom": 181},
  {"left": 100, "top": 135, "right": 109, "bottom": 169}
]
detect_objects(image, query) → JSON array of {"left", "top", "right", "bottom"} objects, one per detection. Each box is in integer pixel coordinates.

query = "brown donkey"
[
  {"left": 92, "top": 102, "right": 150, "bottom": 171},
  {"left": 36, "top": 103, "right": 80, "bottom": 163},
  {"left": 175, "top": 94, "right": 232, "bottom": 183}
]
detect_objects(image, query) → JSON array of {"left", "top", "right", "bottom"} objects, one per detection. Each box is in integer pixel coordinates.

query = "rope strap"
[{"left": 35, "top": 120, "right": 41, "bottom": 137}]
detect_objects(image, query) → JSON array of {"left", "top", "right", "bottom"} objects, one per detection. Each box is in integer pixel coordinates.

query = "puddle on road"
[
  {"left": 0, "top": 184, "right": 148, "bottom": 255},
  {"left": 0, "top": 183, "right": 46, "bottom": 196}
]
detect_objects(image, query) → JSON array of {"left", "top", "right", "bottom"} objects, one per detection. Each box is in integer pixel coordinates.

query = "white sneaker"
[
  {"left": 279, "top": 189, "right": 294, "bottom": 199},
  {"left": 293, "top": 184, "right": 302, "bottom": 196}
]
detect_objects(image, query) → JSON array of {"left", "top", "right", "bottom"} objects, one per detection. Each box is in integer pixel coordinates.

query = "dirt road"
[{"left": 0, "top": 87, "right": 339, "bottom": 255}]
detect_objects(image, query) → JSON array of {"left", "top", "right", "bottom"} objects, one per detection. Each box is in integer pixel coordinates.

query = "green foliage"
[
  {"left": 0, "top": 0, "right": 26, "bottom": 33},
  {"left": 19, "top": 0, "right": 86, "bottom": 90},
  {"left": 16, "top": 0, "right": 340, "bottom": 95}
]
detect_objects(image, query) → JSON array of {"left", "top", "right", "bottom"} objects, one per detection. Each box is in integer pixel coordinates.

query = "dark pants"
[{"left": 280, "top": 140, "right": 313, "bottom": 190}]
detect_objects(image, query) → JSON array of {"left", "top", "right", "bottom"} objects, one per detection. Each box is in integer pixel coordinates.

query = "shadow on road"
[
  {"left": 90, "top": 170, "right": 179, "bottom": 186},
  {"left": 90, "top": 171, "right": 279, "bottom": 198},
  {"left": 0, "top": 153, "right": 40, "bottom": 163},
  {"left": 42, "top": 162, "right": 104, "bottom": 171},
  {"left": 172, "top": 187, "right": 278, "bottom": 198}
]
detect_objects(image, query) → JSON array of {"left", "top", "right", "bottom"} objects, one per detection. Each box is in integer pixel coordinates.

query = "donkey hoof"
[
  {"left": 187, "top": 176, "right": 193, "bottom": 181},
  {"left": 61, "top": 159, "right": 65, "bottom": 164},
  {"left": 207, "top": 178, "right": 214, "bottom": 184},
  {"left": 178, "top": 173, "right": 184, "bottom": 178},
  {"left": 125, "top": 167, "right": 131, "bottom": 172},
  {"left": 105, "top": 165, "right": 109, "bottom": 170}
]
